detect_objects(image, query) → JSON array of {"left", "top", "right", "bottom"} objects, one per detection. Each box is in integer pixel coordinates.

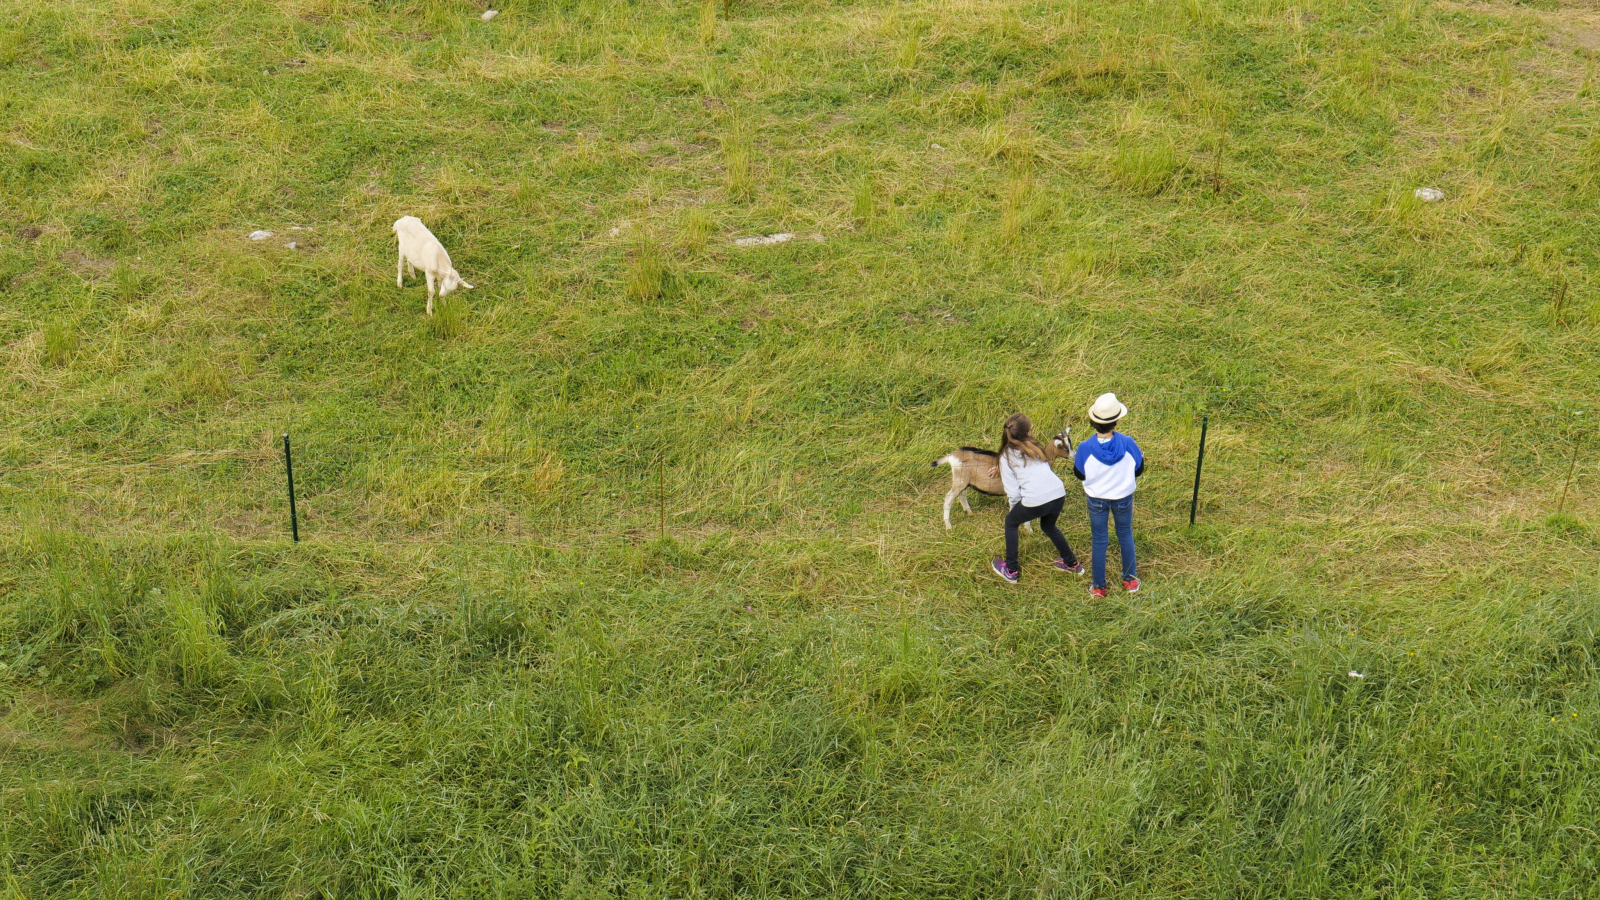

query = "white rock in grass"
[
  {"left": 1348, "top": 671, "right": 1364, "bottom": 678},
  {"left": 734, "top": 233, "right": 796, "bottom": 247},
  {"left": 481, "top": 9, "right": 499, "bottom": 21},
  {"left": 1413, "top": 187, "right": 1444, "bottom": 202},
  {"left": 248, "top": 230, "right": 274, "bottom": 240},
  {"left": 734, "top": 233, "right": 825, "bottom": 247},
  {"left": 286, "top": 242, "right": 299, "bottom": 250}
]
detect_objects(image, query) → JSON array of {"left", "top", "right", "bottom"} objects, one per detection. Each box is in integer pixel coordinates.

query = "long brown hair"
[{"left": 999, "top": 413, "right": 1049, "bottom": 462}]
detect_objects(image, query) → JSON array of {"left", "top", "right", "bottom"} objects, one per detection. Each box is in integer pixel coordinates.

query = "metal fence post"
[
  {"left": 284, "top": 433, "right": 299, "bottom": 542},
  {"left": 1190, "top": 415, "right": 1209, "bottom": 526}
]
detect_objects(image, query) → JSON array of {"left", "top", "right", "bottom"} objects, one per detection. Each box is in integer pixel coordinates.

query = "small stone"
[
  {"left": 285, "top": 242, "right": 298, "bottom": 250},
  {"left": 248, "top": 230, "right": 273, "bottom": 240},
  {"left": 734, "top": 233, "right": 796, "bottom": 247},
  {"left": 1413, "top": 187, "right": 1444, "bottom": 202},
  {"left": 481, "top": 9, "right": 498, "bottom": 21},
  {"left": 1348, "top": 671, "right": 1364, "bottom": 678},
  {"left": 930, "top": 143, "right": 946, "bottom": 150}
]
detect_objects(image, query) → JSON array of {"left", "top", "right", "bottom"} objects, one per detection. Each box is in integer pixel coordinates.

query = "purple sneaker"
[
  {"left": 1053, "top": 558, "right": 1085, "bottom": 575},
  {"left": 991, "top": 557, "right": 1019, "bottom": 583}
]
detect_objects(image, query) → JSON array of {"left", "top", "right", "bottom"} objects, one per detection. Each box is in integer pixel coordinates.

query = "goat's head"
[
  {"left": 1049, "top": 427, "right": 1073, "bottom": 459},
  {"left": 439, "top": 270, "right": 475, "bottom": 296}
]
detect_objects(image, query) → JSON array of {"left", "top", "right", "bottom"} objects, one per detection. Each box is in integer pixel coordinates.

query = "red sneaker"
[
  {"left": 1089, "top": 586, "right": 1108, "bottom": 599},
  {"left": 1123, "top": 577, "right": 1140, "bottom": 593}
]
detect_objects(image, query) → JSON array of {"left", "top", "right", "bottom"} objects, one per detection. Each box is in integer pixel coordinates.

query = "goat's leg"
[
  {"left": 407, "top": 261, "right": 416, "bottom": 279},
  {"left": 959, "top": 489, "right": 972, "bottom": 515},
  {"left": 397, "top": 246, "right": 405, "bottom": 287},
  {"left": 943, "top": 489, "right": 958, "bottom": 529},
  {"left": 425, "top": 271, "right": 436, "bottom": 316}
]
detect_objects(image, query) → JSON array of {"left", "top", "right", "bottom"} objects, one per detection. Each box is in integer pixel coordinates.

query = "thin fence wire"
[{"left": 5, "top": 401, "right": 1592, "bottom": 543}]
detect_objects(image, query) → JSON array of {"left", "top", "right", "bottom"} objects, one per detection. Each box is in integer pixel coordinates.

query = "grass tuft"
[
  {"left": 699, "top": 62, "right": 727, "bottom": 97},
  {"left": 1001, "top": 169, "right": 1033, "bottom": 244},
  {"left": 723, "top": 137, "right": 754, "bottom": 201},
  {"left": 1543, "top": 512, "right": 1590, "bottom": 538},
  {"left": 1112, "top": 139, "right": 1181, "bottom": 195},
  {"left": 1040, "top": 45, "right": 1132, "bottom": 98},
  {"left": 427, "top": 296, "right": 465, "bottom": 340},
  {"left": 853, "top": 173, "right": 875, "bottom": 224},
  {"left": 42, "top": 320, "right": 77, "bottom": 367},
  {"left": 895, "top": 34, "right": 922, "bottom": 73},
  {"left": 626, "top": 237, "right": 667, "bottom": 303},
  {"left": 110, "top": 262, "right": 154, "bottom": 303},
  {"left": 699, "top": 0, "right": 718, "bottom": 48},
  {"left": 166, "top": 355, "right": 231, "bottom": 405},
  {"left": 1049, "top": 245, "right": 1107, "bottom": 294},
  {"left": 678, "top": 208, "right": 715, "bottom": 255},
  {"left": 935, "top": 82, "right": 994, "bottom": 122},
  {"left": 979, "top": 121, "right": 1038, "bottom": 162}
]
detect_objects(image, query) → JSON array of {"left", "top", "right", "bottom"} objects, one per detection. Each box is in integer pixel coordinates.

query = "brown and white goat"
[{"left": 931, "top": 429, "right": 1072, "bottom": 529}]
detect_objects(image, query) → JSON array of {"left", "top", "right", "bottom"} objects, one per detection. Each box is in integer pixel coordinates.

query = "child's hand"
[{"left": 987, "top": 467, "right": 999, "bottom": 479}]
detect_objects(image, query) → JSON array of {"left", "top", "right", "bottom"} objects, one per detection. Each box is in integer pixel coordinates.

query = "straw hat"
[{"left": 1088, "top": 392, "right": 1128, "bottom": 425}]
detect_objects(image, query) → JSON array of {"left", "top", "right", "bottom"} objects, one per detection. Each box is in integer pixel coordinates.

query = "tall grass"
[
  {"left": 723, "top": 134, "right": 754, "bottom": 202},
  {"left": 41, "top": 320, "right": 76, "bottom": 367},
  {"left": 1112, "top": 139, "right": 1181, "bottom": 195},
  {"left": 853, "top": 173, "right": 875, "bottom": 224},
  {"left": 1, "top": 0, "right": 1598, "bottom": 895},
  {"left": 625, "top": 236, "right": 666, "bottom": 302},
  {"left": 699, "top": 0, "right": 718, "bottom": 48}
]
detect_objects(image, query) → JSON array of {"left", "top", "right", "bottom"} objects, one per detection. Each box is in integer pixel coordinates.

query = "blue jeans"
[{"left": 1087, "top": 495, "right": 1135, "bottom": 588}]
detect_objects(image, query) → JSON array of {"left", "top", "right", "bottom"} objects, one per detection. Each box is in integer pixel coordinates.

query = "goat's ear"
[{"left": 460, "top": 280, "right": 475, "bottom": 290}]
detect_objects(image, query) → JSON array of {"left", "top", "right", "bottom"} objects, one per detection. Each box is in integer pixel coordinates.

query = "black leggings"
[{"left": 1005, "top": 496, "right": 1078, "bottom": 572}]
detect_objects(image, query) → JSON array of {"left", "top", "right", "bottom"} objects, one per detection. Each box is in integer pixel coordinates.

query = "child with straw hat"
[{"left": 1072, "top": 393, "right": 1144, "bottom": 598}]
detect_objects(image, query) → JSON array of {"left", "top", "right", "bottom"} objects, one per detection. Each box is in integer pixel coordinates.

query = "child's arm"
[{"left": 1000, "top": 453, "right": 1021, "bottom": 507}]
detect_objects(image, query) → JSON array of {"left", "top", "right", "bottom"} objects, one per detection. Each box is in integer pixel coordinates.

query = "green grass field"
[{"left": 2, "top": 0, "right": 1599, "bottom": 895}]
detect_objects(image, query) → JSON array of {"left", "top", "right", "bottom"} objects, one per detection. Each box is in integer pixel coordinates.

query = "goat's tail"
[{"left": 931, "top": 454, "right": 959, "bottom": 469}]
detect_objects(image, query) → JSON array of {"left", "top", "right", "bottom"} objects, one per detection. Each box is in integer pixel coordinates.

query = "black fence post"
[
  {"left": 1189, "top": 415, "right": 1209, "bottom": 526},
  {"left": 283, "top": 433, "right": 300, "bottom": 542}
]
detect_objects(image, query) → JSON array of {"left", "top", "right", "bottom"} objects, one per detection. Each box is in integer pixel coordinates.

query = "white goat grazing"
[
  {"left": 393, "top": 216, "right": 473, "bottom": 315},
  {"left": 932, "top": 428, "right": 1073, "bottom": 529}
]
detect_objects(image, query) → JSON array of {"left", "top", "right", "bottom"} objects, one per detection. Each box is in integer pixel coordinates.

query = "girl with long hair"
[{"left": 991, "top": 413, "right": 1083, "bottom": 583}]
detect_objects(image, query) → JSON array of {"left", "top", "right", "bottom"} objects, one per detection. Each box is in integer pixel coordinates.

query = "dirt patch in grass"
[
  {"left": 1443, "top": 1, "right": 1600, "bottom": 51},
  {"left": 0, "top": 692, "right": 113, "bottom": 754},
  {"left": 60, "top": 249, "right": 116, "bottom": 276}
]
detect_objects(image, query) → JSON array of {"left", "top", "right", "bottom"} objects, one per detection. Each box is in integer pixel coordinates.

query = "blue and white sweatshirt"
[{"left": 1073, "top": 432, "right": 1144, "bottom": 500}]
